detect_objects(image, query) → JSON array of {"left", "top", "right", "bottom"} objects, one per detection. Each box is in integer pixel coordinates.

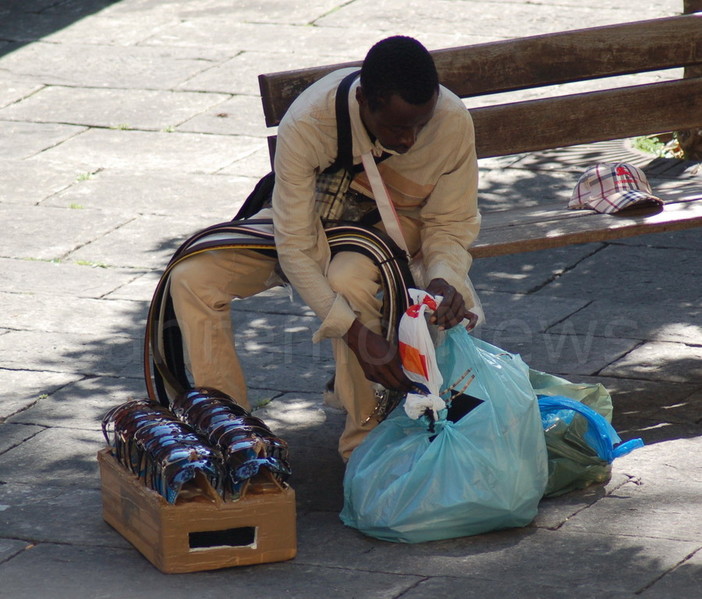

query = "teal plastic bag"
[{"left": 340, "top": 327, "right": 549, "bottom": 543}]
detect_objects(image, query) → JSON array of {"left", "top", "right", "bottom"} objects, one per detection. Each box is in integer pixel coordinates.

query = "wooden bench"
[{"left": 256, "top": 12, "right": 702, "bottom": 259}]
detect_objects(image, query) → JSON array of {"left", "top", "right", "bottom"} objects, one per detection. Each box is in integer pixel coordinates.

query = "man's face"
[{"left": 357, "top": 88, "right": 438, "bottom": 154}]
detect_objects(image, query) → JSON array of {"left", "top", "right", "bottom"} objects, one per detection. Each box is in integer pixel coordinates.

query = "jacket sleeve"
[
  {"left": 271, "top": 114, "right": 358, "bottom": 342},
  {"left": 419, "top": 108, "right": 481, "bottom": 309}
]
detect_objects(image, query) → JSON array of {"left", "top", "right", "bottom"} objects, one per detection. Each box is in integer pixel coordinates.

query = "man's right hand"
[{"left": 343, "top": 319, "right": 414, "bottom": 392}]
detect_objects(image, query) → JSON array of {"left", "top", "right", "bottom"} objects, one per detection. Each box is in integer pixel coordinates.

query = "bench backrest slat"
[
  {"left": 472, "top": 78, "right": 702, "bottom": 158},
  {"left": 259, "top": 14, "right": 702, "bottom": 128}
]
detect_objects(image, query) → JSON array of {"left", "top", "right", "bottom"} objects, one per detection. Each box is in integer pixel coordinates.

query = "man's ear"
[{"left": 355, "top": 85, "right": 365, "bottom": 106}]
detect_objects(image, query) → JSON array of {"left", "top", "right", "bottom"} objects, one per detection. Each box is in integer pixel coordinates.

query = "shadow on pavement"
[{"left": 0, "top": 0, "right": 121, "bottom": 58}]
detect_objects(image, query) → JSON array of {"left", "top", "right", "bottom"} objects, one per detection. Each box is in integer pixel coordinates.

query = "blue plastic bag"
[
  {"left": 538, "top": 395, "right": 644, "bottom": 496},
  {"left": 340, "top": 327, "right": 549, "bottom": 543}
]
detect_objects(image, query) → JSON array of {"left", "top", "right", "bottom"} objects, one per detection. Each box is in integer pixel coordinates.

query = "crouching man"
[{"left": 170, "top": 36, "right": 481, "bottom": 460}]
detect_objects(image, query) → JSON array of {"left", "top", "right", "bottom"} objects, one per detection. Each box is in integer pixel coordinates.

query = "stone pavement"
[{"left": 1, "top": 0, "right": 701, "bottom": 597}]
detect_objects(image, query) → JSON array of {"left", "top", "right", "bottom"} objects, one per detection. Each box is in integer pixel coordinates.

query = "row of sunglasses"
[{"left": 101, "top": 387, "right": 291, "bottom": 503}]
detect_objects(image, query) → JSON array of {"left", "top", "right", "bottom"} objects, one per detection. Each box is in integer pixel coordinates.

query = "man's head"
[{"left": 357, "top": 36, "right": 439, "bottom": 154}]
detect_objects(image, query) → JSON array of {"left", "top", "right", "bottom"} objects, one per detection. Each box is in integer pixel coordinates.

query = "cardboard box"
[{"left": 97, "top": 448, "right": 297, "bottom": 573}]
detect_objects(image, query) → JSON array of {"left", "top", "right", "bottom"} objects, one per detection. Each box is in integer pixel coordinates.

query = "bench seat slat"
[{"left": 474, "top": 198, "right": 702, "bottom": 258}]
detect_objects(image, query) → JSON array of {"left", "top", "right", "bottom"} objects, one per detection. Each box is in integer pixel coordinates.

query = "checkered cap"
[{"left": 569, "top": 163, "right": 663, "bottom": 214}]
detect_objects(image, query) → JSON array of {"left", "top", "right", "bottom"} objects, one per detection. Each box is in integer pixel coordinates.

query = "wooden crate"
[{"left": 97, "top": 448, "right": 297, "bottom": 573}]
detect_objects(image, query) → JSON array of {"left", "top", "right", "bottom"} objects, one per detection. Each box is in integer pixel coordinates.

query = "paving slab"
[
  {"left": 176, "top": 94, "right": 272, "bottom": 138},
  {"left": 233, "top": 295, "right": 318, "bottom": 319},
  {"left": 5, "top": 374, "right": 146, "bottom": 430},
  {"left": 178, "top": 50, "right": 354, "bottom": 96},
  {"left": 0, "top": 160, "right": 95, "bottom": 205},
  {"left": 0, "top": 369, "right": 79, "bottom": 420},
  {"left": 0, "top": 330, "right": 145, "bottom": 379},
  {"left": 104, "top": 269, "right": 165, "bottom": 302},
  {"left": 238, "top": 348, "right": 335, "bottom": 397},
  {"left": 529, "top": 244, "right": 702, "bottom": 304},
  {"left": 142, "top": 19, "right": 392, "bottom": 56},
  {"left": 0, "top": 426, "right": 103, "bottom": 488},
  {"left": 589, "top": 375, "right": 702, "bottom": 440},
  {"left": 561, "top": 438, "right": 702, "bottom": 543},
  {"left": 0, "top": 77, "right": 42, "bottom": 108},
  {"left": 0, "top": 539, "right": 29, "bottom": 567},
  {"left": 0, "top": 41, "right": 228, "bottom": 88},
  {"left": 39, "top": 8, "right": 182, "bottom": 46},
  {"left": 400, "top": 575, "right": 634, "bottom": 599},
  {"left": 0, "top": 0, "right": 117, "bottom": 40},
  {"left": 295, "top": 511, "right": 699, "bottom": 593},
  {"left": 0, "top": 257, "right": 146, "bottom": 298},
  {"left": 33, "top": 128, "right": 266, "bottom": 174},
  {"left": 64, "top": 212, "right": 222, "bottom": 269},
  {"left": 474, "top": 329, "right": 640, "bottom": 378},
  {"left": 216, "top": 145, "right": 274, "bottom": 177},
  {"left": 1, "top": 204, "right": 130, "bottom": 261},
  {"left": 534, "top": 471, "right": 636, "bottom": 530},
  {"left": 0, "top": 121, "right": 86, "bottom": 160},
  {"left": 477, "top": 164, "right": 575, "bottom": 211},
  {"left": 254, "top": 393, "right": 346, "bottom": 512},
  {"left": 0, "top": 542, "right": 423, "bottom": 599},
  {"left": 0, "top": 423, "right": 44, "bottom": 455},
  {"left": 0, "top": 86, "right": 232, "bottom": 131},
  {"left": 602, "top": 341, "right": 702, "bottom": 384},
  {"left": 648, "top": 387, "right": 702, "bottom": 428},
  {"left": 0, "top": 483, "right": 123, "bottom": 547},
  {"left": 545, "top": 297, "right": 702, "bottom": 345},
  {"left": 471, "top": 244, "right": 603, "bottom": 295},
  {"left": 0, "top": 291, "right": 147, "bottom": 336},
  {"left": 173, "top": 0, "right": 351, "bottom": 26},
  {"left": 0, "top": 327, "right": 334, "bottom": 393},
  {"left": 639, "top": 548, "right": 702, "bottom": 599},
  {"left": 316, "top": 0, "right": 646, "bottom": 39},
  {"left": 45, "top": 169, "right": 254, "bottom": 217},
  {"left": 612, "top": 225, "right": 702, "bottom": 251}
]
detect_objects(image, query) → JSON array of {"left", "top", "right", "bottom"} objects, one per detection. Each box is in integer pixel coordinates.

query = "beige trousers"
[{"left": 169, "top": 247, "right": 385, "bottom": 460}]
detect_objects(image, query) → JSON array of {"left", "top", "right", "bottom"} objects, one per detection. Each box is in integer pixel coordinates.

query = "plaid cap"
[{"left": 569, "top": 162, "right": 664, "bottom": 214}]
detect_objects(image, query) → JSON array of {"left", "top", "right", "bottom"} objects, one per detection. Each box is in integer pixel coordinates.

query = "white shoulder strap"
[{"left": 361, "top": 152, "right": 410, "bottom": 256}]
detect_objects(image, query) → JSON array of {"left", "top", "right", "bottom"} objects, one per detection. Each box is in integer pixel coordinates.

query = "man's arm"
[
  {"left": 343, "top": 319, "right": 414, "bottom": 392},
  {"left": 272, "top": 106, "right": 413, "bottom": 391},
  {"left": 419, "top": 104, "right": 481, "bottom": 329},
  {"left": 272, "top": 114, "right": 357, "bottom": 337}
]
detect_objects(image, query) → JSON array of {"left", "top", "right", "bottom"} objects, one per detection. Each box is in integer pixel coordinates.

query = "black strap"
[
  {"left": 328, "top": 70, "right": 391, "bottom": 178},
  {"left": 233, "top": 70, "right": 361, "bottom": 221},
  {"left": 323, "top": 69, "right": 361, "bottom": 174},
  {"left": 327, "top": 70, "right": 391, "bottom": 174}
]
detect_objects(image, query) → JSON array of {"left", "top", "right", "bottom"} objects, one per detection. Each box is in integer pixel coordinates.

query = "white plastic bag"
[{"left": 397, "top": 290, "right": 444, "bottom": 421}]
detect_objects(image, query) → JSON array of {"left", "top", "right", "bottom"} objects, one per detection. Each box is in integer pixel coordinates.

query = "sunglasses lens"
[{"left": 102, "top": 387, "right": 291, "bottom": 502}]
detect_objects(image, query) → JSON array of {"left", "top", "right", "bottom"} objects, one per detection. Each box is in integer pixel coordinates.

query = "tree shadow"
[{"left": 0, "top": 0, "right": 121, "bottom": 59}]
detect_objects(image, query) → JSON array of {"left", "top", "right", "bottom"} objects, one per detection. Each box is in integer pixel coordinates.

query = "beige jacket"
[{"left": 271, "top": 68, "right": 481, "bottom": 342}]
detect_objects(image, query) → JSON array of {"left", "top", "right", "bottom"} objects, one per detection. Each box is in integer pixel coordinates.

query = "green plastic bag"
[{"left": 529, "top": 369, "right": 642, "bottom": 497}]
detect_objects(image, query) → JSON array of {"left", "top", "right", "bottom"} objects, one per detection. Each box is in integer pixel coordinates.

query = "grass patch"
[
  {"left": 632, "top": 134, "right": 685, "bottom": 159},
  {"left": 74, "top": 260, "right": 109, "bottom": 269}
]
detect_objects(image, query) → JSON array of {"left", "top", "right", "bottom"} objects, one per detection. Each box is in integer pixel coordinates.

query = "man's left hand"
[{"left": 425, "top": 278, "right": 478, "bottom": 331}]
